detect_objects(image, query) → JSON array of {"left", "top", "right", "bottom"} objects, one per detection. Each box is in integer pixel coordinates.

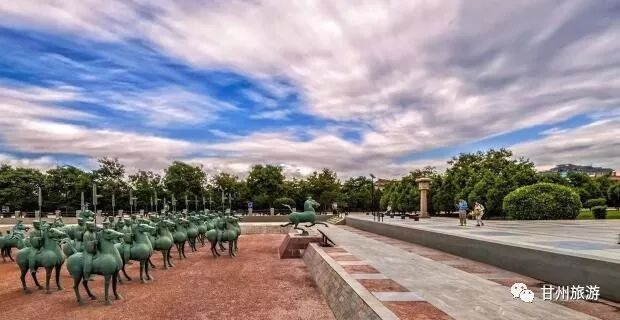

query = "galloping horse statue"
[
  {"left": 16, "top": 226, "right": 67, "bottom": 293},
  {"left": 67, "top": 228, "right": 126, "bottom": 305},
  {"left": 281, "top": 197, "right": 328, "bottom": 235}
]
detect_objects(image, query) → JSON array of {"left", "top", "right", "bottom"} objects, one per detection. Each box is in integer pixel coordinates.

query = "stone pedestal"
[
  {"left": 279, "top": 232, "right": 322, "bottom": 259},
  {"left": 416, "top": 177, "right": 431, "bottom": 218}
]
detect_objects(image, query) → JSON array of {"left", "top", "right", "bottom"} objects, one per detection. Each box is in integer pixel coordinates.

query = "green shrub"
[
  {"left": 591, "top": 206, "right": 607, "bottom": 219},
  {"left": 273, "top": 197, "right": 296, "bottom": 209},
  {"left": 584, "top": 198, "right": 607, "bottom": 209},
  {"left": 503, "top": 183, "right": 581, "bottom": 220}
]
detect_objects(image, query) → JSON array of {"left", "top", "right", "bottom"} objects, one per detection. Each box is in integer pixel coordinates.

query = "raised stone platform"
[
  {"left": 279, "top": 231, "right": 322, "bottom": 258},
  {"left": 303, "top": 243, "right": 399, "bottom": 319},
  {"left": 345, "top": 215, "right": 620, "bottom": 302}
]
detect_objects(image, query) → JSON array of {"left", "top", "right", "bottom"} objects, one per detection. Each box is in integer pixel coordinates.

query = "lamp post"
[
  {"left": 92, "top": 184, "right": 102, "bottom": 224},
  {"left": 171, "top": 194, "right": 177, "bottom": 213},
  {"left": 154, "top": 190, "right": 159, "bottom": 213},
  {"left": 112, "top": 192, "right": 116, "bottom": 218},
  {"left": 370, "top": 174, "right": 375, "bottom": 221},
  {"left": 185, "top": 194, "right": 189, "bottom": 212},
  {"left": 194, "top": 195, "right": 199, "bottom": 212},
  {"left": 37, "top": 185, "right": 42, "bottom": 221}
]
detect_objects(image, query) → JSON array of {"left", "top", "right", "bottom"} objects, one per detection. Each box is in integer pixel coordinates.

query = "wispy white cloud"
[
  {"left": 0, "top": 1, "right": 619, "bottom": 177},
  {"left": 0, "top": 153, "right": 58, "bottom": 170},
  {"left": 96, "top": 86, "right": 238, "bottom": 127}
]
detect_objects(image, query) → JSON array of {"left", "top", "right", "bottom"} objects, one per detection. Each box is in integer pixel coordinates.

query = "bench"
[{"left": 318, "top": 229, "right": 336, "bottom": 247}]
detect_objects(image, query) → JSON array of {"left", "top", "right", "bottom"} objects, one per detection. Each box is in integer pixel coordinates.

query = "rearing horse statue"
[{"left": 280, "top": 197, "right": 328, "bottom": 235}]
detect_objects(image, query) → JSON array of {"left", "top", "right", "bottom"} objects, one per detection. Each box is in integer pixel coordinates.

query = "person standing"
[
  {"left": 474, "top": 202, "right": 485, "bottom": 227},
  {"left": 457, "top": 199, "right": 468, "bottom": 226}
]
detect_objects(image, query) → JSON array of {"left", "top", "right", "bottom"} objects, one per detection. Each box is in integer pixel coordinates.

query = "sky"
[{"left": 0, "top": 1, "right": 619, "bottom": 178}]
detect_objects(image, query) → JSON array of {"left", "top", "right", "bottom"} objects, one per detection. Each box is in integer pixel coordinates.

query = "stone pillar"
[{"left": 416, "top": 177, "right": 431, "bottom": 218}]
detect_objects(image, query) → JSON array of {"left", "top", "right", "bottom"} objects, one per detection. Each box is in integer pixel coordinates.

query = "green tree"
[
  {"left": 246, "top": 164, "right": 284, "bottom": 208},
  {"left": 164, "top": 161, "right": 206, "bottom": 209},
  {"left": 44, "top": 165, "right": 92, "bottom": 213},
  {"left": 608, "top": 184, "right": 620, "bottom": 209},
  {"left": 439, "top": 149, "right": 537, "bottom": 217},
  {"left": 302, "top": 169, "right": 342, "bottom": 211},
  {"left": 210, "top": 172, "right": 243, "bottom": 210},
  {"left": 0, "top": 165, "right": 45, "bottom": 212},
  {"left": 92, "top": 158, "right": 129, "bottom": 211},
  {"left": 341, "top": 176, "right": 372, "bottom": 210},
  {"left": 129, "top": 170, "right": 164, "bottom": 210}
]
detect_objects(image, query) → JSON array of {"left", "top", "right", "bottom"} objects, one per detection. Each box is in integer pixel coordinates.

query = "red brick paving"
[
  {"left": 358, "top": 279, "right": 409, "bottom": 292},
  {"left": 384, "top": 301, "right": 454, "bottom": 320},
  {"left": 342, "top": 265, "right": 380, "bottom": 274},
  {"left": 0, "top": 234, "right": 335, "bottom": 320}
]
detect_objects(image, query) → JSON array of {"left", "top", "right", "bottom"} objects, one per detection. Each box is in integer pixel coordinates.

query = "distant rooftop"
[{"left": 544, "top": 164, "right": 613, "bottom": 177}]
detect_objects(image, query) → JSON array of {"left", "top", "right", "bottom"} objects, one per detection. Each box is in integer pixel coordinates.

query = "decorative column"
[{"left": 416, "top": 177, "right": 431, "bottom": 218}]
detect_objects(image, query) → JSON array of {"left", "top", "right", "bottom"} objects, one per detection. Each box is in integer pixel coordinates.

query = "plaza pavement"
[
  {"left": 318, "top": 224, "right": 606, "bottom": 320},
  {"left": 350, "top": 215, "right": 620, "bottom": 262}
]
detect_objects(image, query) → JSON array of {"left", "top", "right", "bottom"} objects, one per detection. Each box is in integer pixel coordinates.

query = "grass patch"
[{"left": 577, "top": 209, "right": 620, "bottom": 219}]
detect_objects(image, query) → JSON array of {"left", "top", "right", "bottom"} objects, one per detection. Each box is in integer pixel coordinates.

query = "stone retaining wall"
[{"left": 303, "top": 243, "right": 398, "bottom": 320}]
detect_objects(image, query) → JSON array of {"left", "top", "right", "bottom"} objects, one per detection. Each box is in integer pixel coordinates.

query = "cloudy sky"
[{"left": 0, "top": 1, "right": 619, "bottom": 178}]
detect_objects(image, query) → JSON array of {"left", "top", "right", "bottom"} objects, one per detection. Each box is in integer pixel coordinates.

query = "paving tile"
[
  {"left": 350, "top": 273, "right": 388, "bottom": 280},
  {"left": 342, "top": 265, "right": 380, "bottom": 274},
  {"left": 383, "top": 301, "right": 454, "bottom": 320},
  {"left": 358, "top": 279, "right": 408, "bottom": 292},
  {"left": 373, "top": 291, "right": 425, "bottom": 302}
]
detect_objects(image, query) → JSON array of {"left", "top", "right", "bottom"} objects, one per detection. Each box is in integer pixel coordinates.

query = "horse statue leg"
[
  {"left": 72, "top": 276, "right": 84, "bottom": 305},
  {"left": 104, "top": 274, "right": 113, "bottom": 305},
  {"left": 292, "top": 223, "right": 308, "bottom": 236},
  {"left": 55, "top": 263, "right": 63, "bottom": 290},
  {"left": 20, "top": 266, "right": 30, "bottom": 293},
  {"left": 145, "top": 259, "right": 154, "bottom": 281},
  {"left": 83, "top": 277, "right": 96, "bottom": 300},
  {"left": 30, "top": 269, "right": 43, "bottom": 290},
  {"left": 44, "top": 266, "right": 53, "bottom": 294},
  {"left": 112, "top": 272, "right": 122, "bottom": 300}
]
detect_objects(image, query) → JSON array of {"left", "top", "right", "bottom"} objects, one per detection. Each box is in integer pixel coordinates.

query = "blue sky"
[{"left": 0, "top": 1, "right": 619, "bottom": 178}]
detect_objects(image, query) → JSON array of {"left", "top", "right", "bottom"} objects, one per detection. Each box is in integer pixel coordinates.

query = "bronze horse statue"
[{"left": 281, "top": 197, "right": 328, "bottom": 235}]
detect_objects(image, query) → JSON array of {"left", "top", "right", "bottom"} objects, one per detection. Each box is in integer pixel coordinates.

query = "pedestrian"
[
  {"left": 457, "top": 199, "right": 468, "bottom": 226},
  {"left": 474, "top": 201, "right": 485, "bottom": 227}
]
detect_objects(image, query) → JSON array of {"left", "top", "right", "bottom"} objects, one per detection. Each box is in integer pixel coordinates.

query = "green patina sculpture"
[
  {"left": 281, "top": 196, "right": 328, "bottom": 235},
  {"left": 0, "top": 223, "right": 29, "bottom": 262},
  {"left": 186, "top": 216, "right": 199, "bottom": 252},
  {"left": 151, "top": 219, "right": 175, "bottom": 269},
  {"left": 196, "top": 215, "right": 209, "bottom": 247},
  {"left": 16, "top": 226, "right": 66, "bottom": 293},
  {"left": 206, "top": 215, "right": 240, "bottom": 258},
  {"left": 116, "top": 223, "right": 155, "bottom": 283},
  {"left": 82, "top": 221, "right": 98, "bottom": 281},
  {"left": 172, "top": 217, "right": 189, "bottom": 259},
  {"left": 67, "top": 228, "right": 125, "bottom": 305}
]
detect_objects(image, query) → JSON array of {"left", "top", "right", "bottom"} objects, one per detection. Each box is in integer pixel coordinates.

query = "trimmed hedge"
[
  {"left": 584, "top": 198, "right": 607, "bottom": 209},
  {"left": 503, "top": 183, "right": 581, "bottom": 220},
  {"left": 592, "top": 206, "right": 607, "bottom": 219}
]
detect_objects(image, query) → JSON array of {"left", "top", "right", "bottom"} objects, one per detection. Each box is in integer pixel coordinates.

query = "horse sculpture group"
[{"left": 3, "top": 209, "right": 242, "bottom": 305}]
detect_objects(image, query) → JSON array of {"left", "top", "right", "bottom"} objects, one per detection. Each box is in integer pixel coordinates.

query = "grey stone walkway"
[
  {"left": 352, "top": 215, "right": 620, "bottom": 261},
  {"left": 319, "top": 226, "right": 598, "bottom": 320}
]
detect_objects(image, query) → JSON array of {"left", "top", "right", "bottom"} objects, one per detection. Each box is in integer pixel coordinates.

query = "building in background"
[{"left": 544, "top": 164, "right": 613, "bottom": 178}]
